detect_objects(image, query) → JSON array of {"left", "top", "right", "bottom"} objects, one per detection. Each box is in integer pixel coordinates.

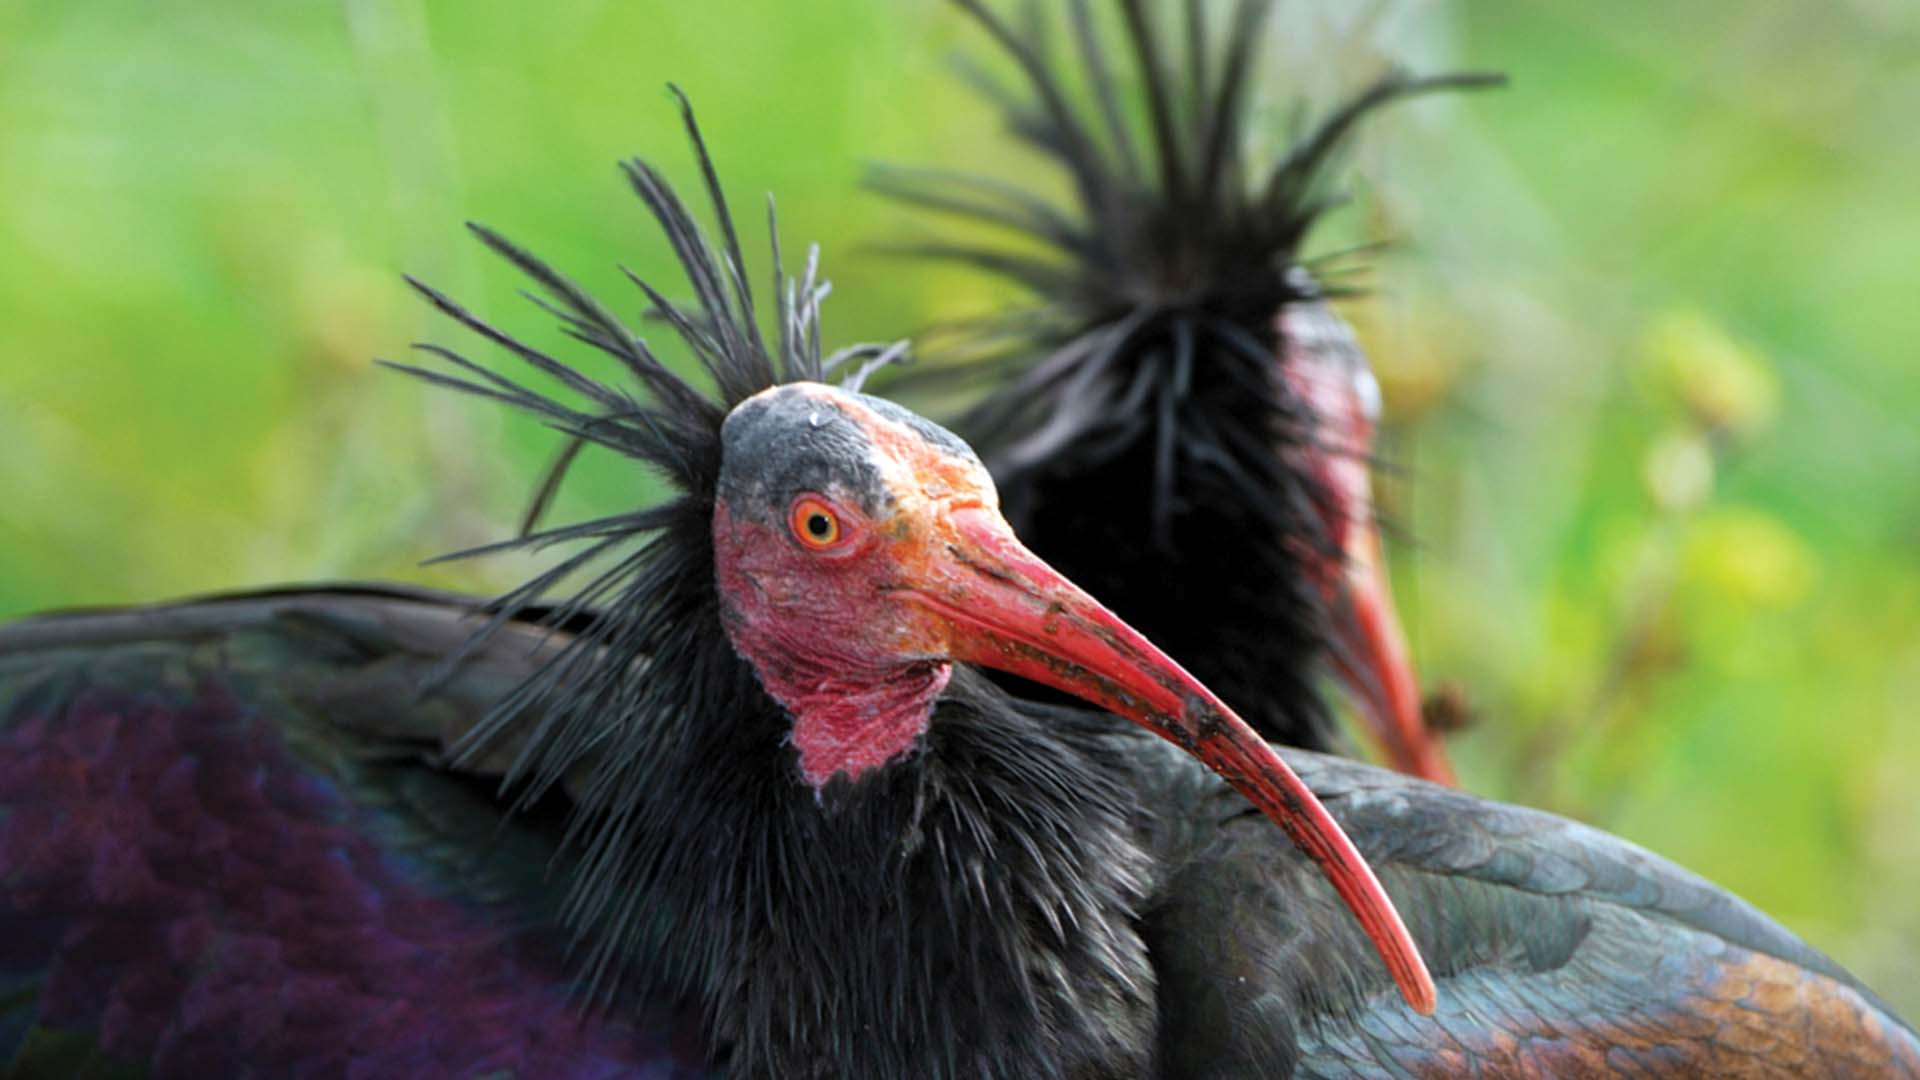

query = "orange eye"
[{"left": 789, "top": 497, "right": 843, "bottom": 549}]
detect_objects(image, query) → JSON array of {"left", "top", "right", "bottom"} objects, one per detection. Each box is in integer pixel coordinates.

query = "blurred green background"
[{"left": 2, "top": 0, "right": 1915, "bottom": 1014}]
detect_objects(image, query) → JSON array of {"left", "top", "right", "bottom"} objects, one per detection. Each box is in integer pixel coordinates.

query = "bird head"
[
  {"left": 714, "top": 380, "right": 1157, "bottom": 789},
  {"left": 712, "top": 382, "right": 1002, "bottom": 787}
]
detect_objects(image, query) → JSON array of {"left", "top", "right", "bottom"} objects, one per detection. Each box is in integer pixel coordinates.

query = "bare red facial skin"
[
  {"left": 1278, "top": 303, "right": 1456, "bottom": 787},
  {"left": 711, "top": 383, "right": 1438, "bottom": 1015},
  {"left": 713, "top": 498, "right": 955, "bottom": 788}
]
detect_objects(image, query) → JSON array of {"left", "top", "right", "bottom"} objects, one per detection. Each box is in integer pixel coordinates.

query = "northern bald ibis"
[
  {"left": 873, "top": 0, "right": 1490, "bottom": 783},
  {"left": 2, "top": 98, "right": 1915, "bottom": 1079}
]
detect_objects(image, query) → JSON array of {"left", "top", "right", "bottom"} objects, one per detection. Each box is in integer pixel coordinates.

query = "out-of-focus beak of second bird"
[
  {"left": 896, "top": 502, "right": 1438, "bottom": 1016},
  {"left": 1275, "top": 297, "right": 1456, "bottom": 786},
  {"left": 1330, "top": 525, "right": 1457, "bottom": 787}
]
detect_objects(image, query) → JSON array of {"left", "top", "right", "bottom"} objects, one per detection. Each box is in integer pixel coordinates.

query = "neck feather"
[{"left": 763, "top": 660, "right": 953, "bottom": 788}]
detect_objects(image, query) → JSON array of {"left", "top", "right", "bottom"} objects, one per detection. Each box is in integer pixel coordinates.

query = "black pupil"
[{"left": 806, "top": 513, "right": 832, "bottom": 539}]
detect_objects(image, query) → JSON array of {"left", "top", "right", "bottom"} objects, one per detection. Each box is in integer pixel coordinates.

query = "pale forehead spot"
[
  {"left": 1280, "top": 299, "right": 1382, "bottom": 427},
  {"left": 1353, "top": 366, "right": 1382, "bottom": 424}
]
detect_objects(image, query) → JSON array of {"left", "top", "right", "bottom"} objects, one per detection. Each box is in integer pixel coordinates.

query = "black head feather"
[
  {"left": 382, "top": 88, "right": 881, "bottom": 996},
  {"left": 385, "top": 92, "right": 1164, "bottom": 1078},
  {"left": 873, "top": 0, "right": 1501, "bottom": 749}
]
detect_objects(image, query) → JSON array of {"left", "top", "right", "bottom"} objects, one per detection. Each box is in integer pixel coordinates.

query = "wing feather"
[
  {"left": 1138, "top": 745, "right": 1920, "bottom": 1077},
  {"left": 0, "top": 588, "right": 707, "bottom": 1079}
]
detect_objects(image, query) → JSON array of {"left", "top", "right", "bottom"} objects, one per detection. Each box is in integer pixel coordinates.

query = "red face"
[
  {"left": 711, "top": 381, "right": 1436, "bottom": 1017},
  {"left": 711, "top": 386, "right": 1006, "bottom": 702},
  {"left": 1278, "top": 297, "right": 1456, "bottom": 786}
]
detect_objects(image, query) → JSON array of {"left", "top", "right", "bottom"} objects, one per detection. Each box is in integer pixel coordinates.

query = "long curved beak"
[
  {"left": 1329, "top": 527, "right": 1457, "bottom": 786},
  {"left": 907, "top": 505, "right": 1437, "bottom": 1016}
]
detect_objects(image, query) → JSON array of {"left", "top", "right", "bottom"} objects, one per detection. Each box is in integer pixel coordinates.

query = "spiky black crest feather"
[
  {"left": 875, "top": 0, "right": 1500, "bottom": 750},
  {"left": 878, "top": 0, "right": 1500, "bottom": 518},
  {"left": 382, "top": 89, "right": 875, "bottom": 999}
]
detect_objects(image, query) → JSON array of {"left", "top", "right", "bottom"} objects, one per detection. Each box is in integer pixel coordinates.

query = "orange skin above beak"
[{"left": 896, "top": 503, "right": 1438, "bottom": 1016}]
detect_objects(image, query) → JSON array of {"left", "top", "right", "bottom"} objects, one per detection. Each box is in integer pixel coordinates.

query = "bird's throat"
[{"left": 777, "top": 661, "right": 953, "bottom": 789}]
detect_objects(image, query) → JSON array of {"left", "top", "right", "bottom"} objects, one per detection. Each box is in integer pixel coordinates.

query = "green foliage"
[{"left": 1, "top": 0, "right": 1914, "bottom": 1014}]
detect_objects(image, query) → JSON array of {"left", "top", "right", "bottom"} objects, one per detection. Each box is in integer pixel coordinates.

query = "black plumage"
[{"left": 9, "top": 579, "right": 1920, "bottom": 1076}]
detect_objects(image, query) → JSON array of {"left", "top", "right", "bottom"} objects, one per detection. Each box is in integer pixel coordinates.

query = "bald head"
[{"left": 717, "top": 383, "right": 994, "bottom": 533}]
